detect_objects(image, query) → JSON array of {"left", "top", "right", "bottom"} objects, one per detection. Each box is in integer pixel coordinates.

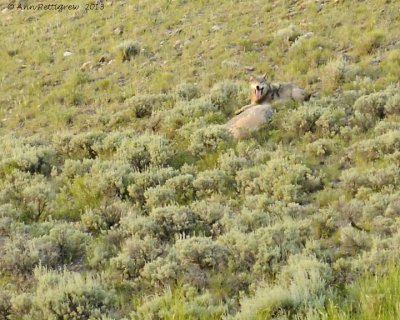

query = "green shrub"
[
  {"left": 119, "top": 213, "right": 159, "bottom": 239},
  {"left": 190, "top": 199, "right": 228, "bottom": 236},
  {"left": 0, "top": 204, "right": 17, "bottom": 237},
  {"left": 127, "top": 166, "right": 177, "bottom": 205},
  {"left": 218, "top": 149, "right": 252, "bottom": 175},
  {"left": 189, "top": 125, "right": 232, "bottom": 157},
  {"left": 116, "top": 134, "right": 174, "bottom": 170},
  {"left": 210, "top": 80, "right": 247, "bottom": 115},
  {"left": 236, "top": 155, "right": 321, "bottom": 202},
  {"left": 149, "top": 205, "right": 197, "bottom": 241},
  {"left": 348, "top": 130, "right": 400, "bottom": 161},
  {"left": 0, "top": 171, "right": 54, "bottom": 222},
  {"left": 352, "top": 91, "right": 387, "bottom": 130},
  {"left": 384, "top": 93, "right": 400, "bottom": 115},
  {"left": 60, "top": 159, "right": 94, "bottom": 179},
  {"left": 30, "top": 267, "right": 117, "bottom": 319},
  {"left": 275, "top": 24, "right": 302, "bottom": 42},
  {"left": 280, "top": 103, "right": 324, "bottom": 139},
  {"left": 10, "top": 293, "right": 32, "bottom": 320},
  {"left": 235, "top": 254, "right": 332, "bottom": 320},
  {"left": 0, "top": 289, "right": 12, "bottom": 320},
  {"left": 144, "top": 184, "right": 176, "bottom": 209},
  {"left": 132, "top": 285, "right": 227, "bottom": 320},
  {"left": 354, "top": 29, "right": 386, "bottom": 56},
  {"left": 67, "top": 131, "right": 106, "bottom": 159},
  {"left": 252, "top": 221, "right": 312, "bottom": 278},
  {"left": 140, "top": 252, "right": 182, "bottom": 289},
  {"left": 307, "top": 138, "right": 338, "bottom": 157},
  {"left": 193, "top": 169, "right": 232, "bottom": 198},
  {"left": 0, "top": 135, "right": 57, "bottom": 176},
  {"left": 117, "top": 40, "right": 141, "bottom": 62},
  {"left": 110, "top": 235, "right": 162, "bottom": 279},
  {"left": 81, "top": 200, "right": 125, "bottom": 233},
  {"left": 126, "top": 93, "right": 175, "bottom": 118},
  {"left": 165, "top": 173, "right": 195, "bottom": 204},
  {"left": 175, "top": 237, "right": 228, "bottom": 270},
  {"left": 175, "top": 83, "right": 200, "bottom": 101}
]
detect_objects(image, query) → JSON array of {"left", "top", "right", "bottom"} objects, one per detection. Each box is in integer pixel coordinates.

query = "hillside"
[{"left": 1, "top": 0, "right": 400, "bottom": 319}]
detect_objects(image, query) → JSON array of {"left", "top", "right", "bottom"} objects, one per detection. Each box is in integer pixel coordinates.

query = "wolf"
[
  {"left": 235, "top": 74, "right": 310, "bottom": 115},
  {"left": 226, "top": 74, "right": 310, "bottom": 139}
]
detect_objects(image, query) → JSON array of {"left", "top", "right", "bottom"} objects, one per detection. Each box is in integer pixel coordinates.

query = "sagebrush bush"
[
  {"left": 280, "top": 103, "right": 324, "bottom": 139},
  {"left": 235, "top": 254, "right": 332, "bottom": 320},
  {"left": 190, "top": 199, "right": 228, "bottom": 236},
  {"left": 352, "top": 87, "right": 397, "bottom": 130},
  {"left": 307, "top": 138, "right": 338, "bottom": 157},
  {"left": 218, "top": 149, "right": 252, "bottom": 175},
  {"left": 165, "top": 173, "right": 195, "bottom": 204},
  {"left": 189, "top": 124, "right": 232, "bottom": 157},
  {"left": 60, "top": 158, "right": 94, "bottom": 180},
  {"left": 126, "top": 93, "right": 175, "bottom": 118},
  {"left": 158, "top": 96, "right": 218, "bottom": 135},
  {"left": 30, "top": 267, "right": 117, "bottom": 319},
  {"left": 175, "top": 237, "right": 229, "bottom": 270},
  {"left": 275, "top": 24, "right": 302, "bottom": 42},
  {"left": 236, "top": 155, "right": 321, "bottom": 203},
  {"left": 347, "top": 130, "right": 400, "bottom": 161},
  {"left": 132, "top": 285, "right": 227, "bottom": 320},
  {"left": 0, "top": 289, "right": 12, "bottom": 320},
  {"left": 127, "top": 166, "right": 177, "bottom": 205},
  {"left": 193, "top": 169, "right": 233, "bottom": 198},
  {"left": 116, "top": 134, "right": 174, "bottom": 170},
  {"left": 149, "top": 205, "right": 197, "bottom": 241},
  {"left": 140, "top": 251, "right": 184, "bottom": 290},
  {"left": 210, "top": 80, "right": 247, "bottom": 115},
  {"left": 110, "top": 235, "right": 162, "bottom": 279},
  {"left": 81, "top": 200, "right": 125, "bottom": 233},
  {"left": 144, "top": 184, "right": 176, "bottom": 209},
  {"left": 175, "top": 83, "right": 201, "bottom": 101},
  {"left": 0, "top": 135, "right": 57, "bottom": 176},
  {"left": 252, "top": 220, "right": 312, "bottom": 278},
  {"left": 117, "top": 40, "right": 141, "bottom": 61},
  {"left": 0, "top": 170, "right": 54, "bottom": 222},
  {"left": 341, "top": 165, "right": 400, "bottom": 194}
]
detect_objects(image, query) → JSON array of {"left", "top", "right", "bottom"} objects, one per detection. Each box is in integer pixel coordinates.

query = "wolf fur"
[{"left": 235, "top": 74, "right": 310, "bottom": 115}]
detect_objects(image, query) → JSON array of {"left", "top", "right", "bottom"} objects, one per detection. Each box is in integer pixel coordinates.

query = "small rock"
[
  {"left": 371, "top": 57, "right": 381, "bottom": 65},
  {"left": 211, "top": 25, "right": 221, "bottom": 32},
  {"left": 244, "top": 66, "right": 255, "bottom": 72},
  {"left": 114, "top": 26, "right": 123, "bottom": 35},
  {"left": 303, "top": 32, "right": 314, "bottom": 38},
  {"left": 2, "top": 8, "right": 9, "bottom": 13},
  {"left": 99, "top": 54, "right": 111, "bottom": 64},
  {"left": 174, "top": 40, "right": 182, "bottom": 49},
  {"left": 80, "top": 61, "right": 93, "bottom": 71},
  {"left": 63, "top": 51, "right": 72, "bottom": 57},
  {"left": 221, "top": 60, "right": 239, "bottom": 68}
]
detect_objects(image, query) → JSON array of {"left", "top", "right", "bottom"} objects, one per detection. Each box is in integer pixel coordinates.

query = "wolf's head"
[{"left": 249, "top": 74, "right": 270, "bottom": 104}]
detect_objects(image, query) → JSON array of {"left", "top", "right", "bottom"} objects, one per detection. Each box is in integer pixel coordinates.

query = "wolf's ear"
[
  {"left": 249, "top": 76, "right": 255, "bottom": 82},
  {"left": 261, "top": 73, "right": 267, "bottom": 80}
]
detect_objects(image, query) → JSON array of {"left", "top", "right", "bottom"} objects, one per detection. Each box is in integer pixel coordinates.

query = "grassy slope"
[
  {"left": 1, "top": 0, "right": 399, "bottom": 134},
  {"left": 1, "top": 0, "right": 400, "bottom": 319}
]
